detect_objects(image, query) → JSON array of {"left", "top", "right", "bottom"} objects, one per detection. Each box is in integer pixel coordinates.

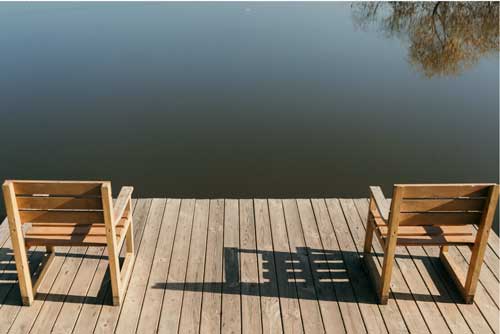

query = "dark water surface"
[{"left": 1, "top": 3, "right": 498, "bottom": 228}]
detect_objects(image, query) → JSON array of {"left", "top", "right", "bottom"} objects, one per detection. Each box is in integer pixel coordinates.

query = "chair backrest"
[
  {"left": 3, "top": 180, "right": 111, "bottom": 226},
  {"left": 389, "top": 183, "right": 499, "bottom": 227}
]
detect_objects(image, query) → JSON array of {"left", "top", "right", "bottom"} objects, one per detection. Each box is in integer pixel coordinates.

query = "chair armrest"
[
  {"left": 369, "top": 186, "right": 390, "bottom": 222},
  {"left": 113, "top": 186, "right": 134, "bottom": 224}
]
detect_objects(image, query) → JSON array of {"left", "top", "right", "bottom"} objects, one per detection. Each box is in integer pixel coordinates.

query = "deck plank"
[
  {"left": 296, "top": 199, "right": 346, "bottom": 334},
  {"left": 0, "top": 246, "right": 45, "bottom": 334},
  {"left": 482, "top": 225, "right": 499, "bottom": 258},
  {"left": 221, "top": 199, "right": 241, "bottom": 334},
  {"left": 93, "top": 198, "right": 160, "bottom": 333},
  {"left": 51, "top": 200, "right": 138, "bottom": 333},
  {"left": 310, "top": 199, "right": 369, "bottom": 333},
  {"left": 254, "top": 199, "right": 283, "bottom": 334},
  {"left": 328, "top": 199, "right": 388, "bottom": 334},
  {"left": 6, "top": 246, "right": 72, "bottom": 334},
  {"left": 282, "top": 199, "right": 325, "bottom": 334},
  {"left": 427, "top": 246, "right": 500, "bottom": 333},
  {"left": 135, "top": 198, "right": 181, "bottom": 333},
  {"left": 268, "top": 199, "right": 304, "bottom": 334},
  {"left": 113, "top": 198, "right": 167, "bottom": 334},
  {"left": 178, "top": 199, "right": 210, "bottom": 334},
  {"left": 239, "top": 199, "right": 262, "bottom": 334},
  {"left": 72, "top": 198, "right": 151, "bottom": 334},
  {"left": 28, "top": 246, "right": 90, "bottom": 333},
  {"left": 419, "top": 247, "right": 495, "bottom": 333},
  {"left": 157, "top": 199, "right": 196, "bottom": 333},
  {"left": 200, "top": 199, "right": 224, "bottom": 334}
]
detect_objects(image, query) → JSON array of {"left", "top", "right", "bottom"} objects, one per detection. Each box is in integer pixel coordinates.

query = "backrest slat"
[
  {"left": 398, "top": 212, "right": 482, "bottom": 226},
  {"left": 19, "top": 211, "right": 104, "bottom": 224},
  {"left": 394, "top": 184, "right": 496, "bottom": 226},
  {"left": 6, "top": 180, "right": 107, "bottom": 225},
  {"left": 13, "top": 181, "right": 102, "bottom": 197},
  {"left": 16, "top": 197, "right": 103, "bottom": 210},
  {"left": 400, "top": 199, "right": 485, "bottom": 213},
  {"left": 399, "top": 184, "right": 491, "bottom": 199}
]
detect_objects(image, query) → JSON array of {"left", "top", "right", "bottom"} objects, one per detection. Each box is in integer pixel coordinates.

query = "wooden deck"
[{"left": 0, "top": 198, "right": 498, "bottom": 333}]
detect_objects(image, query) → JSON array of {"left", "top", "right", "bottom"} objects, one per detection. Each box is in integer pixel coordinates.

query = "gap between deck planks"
[{"left": 0, "top": 198, "right": 498, "bottom": 334}]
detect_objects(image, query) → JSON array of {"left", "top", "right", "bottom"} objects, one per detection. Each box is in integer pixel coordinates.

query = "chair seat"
[
  {"left": 24, "top": 218, "right": 129, "bottom": 247},
  {"left": 373, "top": 215, "right": 475, "bottom": 246}
]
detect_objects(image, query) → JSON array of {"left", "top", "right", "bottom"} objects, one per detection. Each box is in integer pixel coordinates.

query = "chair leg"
[
  {"left": 379, "top": 237, "right": 397, "bottom": 305},
  {"left": 363, "top": 214, "right": 375, "bottom": 254},
  {"left": 362, "top": 211, "right": 394, "bottom": 304},
  {"left": 108, "top": 220, "right": 135, "bottom": 306},
  {"left": 463, "top": 243, "right": 488, "bottom": 304},
  {"left": 108, "top": 246, "right": 123, "bottom": 306},
  {"left": 12, "top": 241, "right": 34, "bottom": 306},
  {"left": 120, "top": 219, "right": 135, "bottom": 302}
]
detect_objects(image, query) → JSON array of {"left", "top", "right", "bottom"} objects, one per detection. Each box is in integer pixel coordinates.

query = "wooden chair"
[
  {"left": 2, "top": 180, "right": 134, "bottom": 306},
  {"left": 363, "top": 183, "right": 499, "bottom": 304}
]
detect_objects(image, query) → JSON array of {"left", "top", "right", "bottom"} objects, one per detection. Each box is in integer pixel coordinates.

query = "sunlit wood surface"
[{"left": 0, "top": 198, "right": 498, "bottom": 333}]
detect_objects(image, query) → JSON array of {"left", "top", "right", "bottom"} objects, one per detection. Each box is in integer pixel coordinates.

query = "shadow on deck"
[{"left": 154, "top": 247, "right": 460, "bottom": 304}]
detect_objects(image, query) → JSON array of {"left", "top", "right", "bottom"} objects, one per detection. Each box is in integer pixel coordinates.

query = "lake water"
[{"left": 0, "top": 3, "right": 498, "bottom": 229}]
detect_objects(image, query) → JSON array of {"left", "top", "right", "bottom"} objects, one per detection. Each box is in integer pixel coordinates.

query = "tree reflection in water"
[{"left": 352, "top": 2, "right": 499, "bottom": 77}]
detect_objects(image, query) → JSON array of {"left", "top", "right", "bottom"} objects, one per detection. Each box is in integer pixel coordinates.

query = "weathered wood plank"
[
  {"left": 282, "top": 199, "right": 325, "bottom": 334},
  {"left": 239, "top": 199, "right": 262, "bottom": 334},
  {"left": 254, "top": 199, "right": 283, "bottom": 334},
  {"left": 0, "top": 246, "right": 46, "bottom": 334},
  {"left": 428, "top": 246, "right": 500, "bottom": 332},
  {"left": 112, "top": 198, "right": 167, "bottom": 334},
  {"left": 328, "top": 199, "right": 388, "bottom": 334},
  {"left": 420, "top": 248, "right": 494, "bottom": 333},
  {"left": 156, "top": 199, "right": 196, "bottom": 333},
  {"left": 268, "top": 199, "right": 304, "bottom": 334},
  {"left": 91, "top": 198, "right": 158, "bottom": 333},
  {"left": 28, "top": 246, "right": 89, "bottom": 333},
  {"left": 72, "top": 199, "right": 151, "bottom": 334},
  {"left": 50, "top": 246, "right": 104, "bottom": 333},
  {"left": 310, "top": 199, "right": 369, "bottom": 334},
  {"left": 295, "top": 199, "right": 345, "bottom": 334},
  {"left": 178, "top": 199, "right": 210, "bottom": 334},
  {"left": 200, "top": 199, "right": 224, "bottom": 334},
  {"left": 485, "top": 227, "right": 499, "bottom": 258},
  {"left": 221, "top": 199, "right": 241, "bottom": 334},
  {"left": 135, "top": 198, "right": 181, "bottom": 333},
  {"left": 4, "top": 246, "right": 72, "bottom": 334},
  {"left": 50, "top": 199, "right": 138, "bottom": 334}
]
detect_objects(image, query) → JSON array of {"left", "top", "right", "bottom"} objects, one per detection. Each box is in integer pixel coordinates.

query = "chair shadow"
[
  {"left": 0, "top": 248, "right": 112, "bottom": 306},
  {"left": 154, "top": 247, "right": 464, "bottom": 304},
  {"left": 0, "top": 245, "right": 465, "bottom": 306}
]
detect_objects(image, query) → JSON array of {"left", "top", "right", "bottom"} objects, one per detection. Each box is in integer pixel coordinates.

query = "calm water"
[{"left": 0, "top": 3, "right": 498, "bottom": 229}]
